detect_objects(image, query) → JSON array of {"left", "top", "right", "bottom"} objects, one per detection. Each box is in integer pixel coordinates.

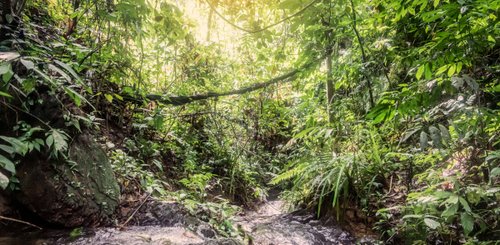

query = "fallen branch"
[
  {"left": 0, "top": 215, "right": 43, "bottom": 230},
  {"left": 118, "top": 192, "right": 152, "bottom": 230}
]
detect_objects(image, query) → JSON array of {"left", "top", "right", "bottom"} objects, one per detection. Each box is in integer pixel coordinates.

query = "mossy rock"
[{"left": 15, "top": 133, "right": 120, "bottom": 227}]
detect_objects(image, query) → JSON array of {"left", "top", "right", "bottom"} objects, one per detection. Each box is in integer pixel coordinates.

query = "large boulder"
[{"left": 15, "top": 133, "right": 120, "bottom": 227}]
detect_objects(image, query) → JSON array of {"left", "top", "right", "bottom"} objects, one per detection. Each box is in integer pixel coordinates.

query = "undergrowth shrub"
[
  {"left": 110, "top": 149, "right": 167, "bottom": 196},
  {"left": 272, "top": 123, "right": 391, "bottom": 219}
]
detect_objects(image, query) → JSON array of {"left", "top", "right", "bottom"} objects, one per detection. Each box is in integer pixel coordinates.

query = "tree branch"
[
  {"left": 128, "top": 55, "right": 324, "bottom": 106},
  {"left": 204, "top": 0, "right": 320, "bottom": 34}
]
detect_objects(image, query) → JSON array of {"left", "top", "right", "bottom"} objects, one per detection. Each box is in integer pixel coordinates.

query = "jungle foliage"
[{"left": 0, "top": 0, "right": 499, "bottom": 243}]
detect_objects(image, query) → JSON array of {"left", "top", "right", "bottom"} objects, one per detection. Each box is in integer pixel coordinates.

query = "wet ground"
[
  {"left": 0, "top": 197, "right": 364, "bottom": 245},
  {"left": 232, "top": 196, "right": 354, "bottom": 245}
]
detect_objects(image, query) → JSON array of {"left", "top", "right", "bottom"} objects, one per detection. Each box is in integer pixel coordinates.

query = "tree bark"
[
  {"left": 65, "top": 0, "right": 81, "bottom": 37},
  {"left": 349, "top": 0, "right": 374, "bottom": 108},
  {"left": 206, "top": 0, "right": 214, "bottom": 42},
  {"left": 326, "top": 47, "right": 334, "bottom": 123}
]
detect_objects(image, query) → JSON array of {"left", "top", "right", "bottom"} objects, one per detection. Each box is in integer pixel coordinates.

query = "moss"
[
  {"left": 15, "top": 133, "right": 120, "bottom": 227},
  {"left": 66, "top": 134, "right": 120, "bottom": 215}
]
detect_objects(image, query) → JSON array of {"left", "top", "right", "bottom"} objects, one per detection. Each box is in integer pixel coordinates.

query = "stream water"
[
  {"left": 0, "top": 197, "right": 364, "bottom": 245},
  {"left": 231, "top": 198, "right": 355, "bottom": 245}
]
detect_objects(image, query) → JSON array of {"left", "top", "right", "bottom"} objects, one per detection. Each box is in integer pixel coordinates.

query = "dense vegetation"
[{"left": 0, "top": 0, "right": 499, "bottom": 243}]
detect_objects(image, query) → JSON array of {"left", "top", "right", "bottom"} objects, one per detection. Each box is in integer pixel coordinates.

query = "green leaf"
[
  {"left": 0, "top": 136, "right": 27, "bottom": 155},
  {"left": 445, "top": 195, "right": 459, "bottom": 204},
  {"left": 20, "top": 58, "right": 35, "bottom": 70},
  {"left": 434, "top": 191, "right": 452, "bottom": 198},
  {"left": 105, "top": 94, "right": 113, "bottom": 103},
  {"left": 425, "top": 63, "right": 432, "bottom": 80},
  {"left": 461, "top": 213, "right": 474, "bottom": 235},
  {"left": 419, "top": 0, "right": 428, "bottom": 12},
  {"left": 400, "top": 127, "right": 421, "bottom": 143},
  {"left": 441, "top": 203, "right": 458, "bottom": 218},
  {"left": 433, "top": 0, "right": 440, "bottom": 8},
  {"left": 33, "top": 67, "right": 57, "bottom": 86},
  {"left": 447, "top": 64, "right": 456, "bottom": 77},
  {"left": 0, "top": 144, "right": 14, "bottom": 154},
  {"left": 487, "top": 35, "right": 496, "bottom": 43},
  {"left": 451, "top": 77, "right": 464, "bottom": 88},
  {"left": 114, "top": 94, "right": 123, "bottom": 101},
  {"left": 456, "top": 62, "right": 463, "bottom": 74},
  {"left": 153, "top": 115, "right": 164, "bottom": 130},
  {"left": 0, "top": 91, "right": 12, "bottom": 98},
  {"left": 122, "top": 86, "right": 134, "bottom": 95},
  {"left": 467, "top": 191, "right": 482, "bottom": 205},
  {"left": 420, "top": 131, "right": 428, "bottom": 150},
  {"left": 439, "top": 124, "right": 450, "bottom": 142},
  {"left": 408, "top": 7, "right": 415, "bottom": 15},
  {"left": 491, "top": 167, "right": 500, "bottom": 177},
  {"left": 46, "top": 135, "right": 54, "bottom": 148},
  {"left": 429, "top": 126, "right": 441, "bottom": 148},
  {"left": 53, "top": 60, "right": 83, "bottom": 83},
  {"left": 459, "top": 197, "right": 471, "bottom": 212},
  {"left": 424, "top": 218, "right": 440, "bottom": 229},
  {"left": 416, "top": 65, "right": 425, "bottom": 80},
  {"left": 46, "top": 129, "right": 69, "bottom": 155},
  {"left": 5, "top": 14, "right": 13, "bottom": 24},
  {"left": 0, "top": 62, "right": 11, "bottom": 75},
  {"left": 0, "top": 172, "right": 8, "bottom": 189},
  {"left": 402, "top": 214, "right": 423, "bottom": 219},
  {"left": 48, "top": 64, "right": 71, "bottom": 82},
  {"left": 64, "top": 87, "right": 83, "bottom": 107},
  {"left": 2, "top": 69, "right": 13, "bottom": 83},
  {"left": 464, "top": 75, "right": 479, "bottom": 92},
  {"left": 436, "top": 65, "right": 448, "bottom": 75},
  {"left": 294, "top": 127, "right": 316, "bottom": 139},
  {"left": 0, "top": 154, "right": 16, "bottom": 173}
]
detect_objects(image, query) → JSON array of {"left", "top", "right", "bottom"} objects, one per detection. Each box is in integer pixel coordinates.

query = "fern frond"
[{"left": 269, "top": 162, "right": 307, "bottom": 185}]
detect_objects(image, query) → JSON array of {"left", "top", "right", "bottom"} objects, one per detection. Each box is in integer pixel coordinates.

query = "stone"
[
  {"left": 197, "top": 223, "right": 216, "bottom": 238},
  {"left": 15, "top": 133, "right": 120, "bottom": 227},
  {"left": 131, "top": 201, "right": 187, "bottom": 226}
]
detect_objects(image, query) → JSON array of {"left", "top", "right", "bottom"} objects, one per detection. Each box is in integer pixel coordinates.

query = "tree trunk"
[
  {"left": 206, "top": 1, "right": 214, "bottom": 42},
  {"left": 326, "top": 47, "right": 334, "bottom": 123},
  {"left": 65, "top": 0, "right": 81, "bottom": 37},
  {"left": 349, "top": 0, "right": 374, "bottom": 109}
]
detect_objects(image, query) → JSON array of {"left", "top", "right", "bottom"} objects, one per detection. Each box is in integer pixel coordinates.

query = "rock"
[
  {"left": 202, "top": 238, "right": 241, "bottom": 245},
  {"left": 197, "top": 223, "right": 216, "bottom": 238},
  {"left": 62, "top": 226, "right": 206, "bottom": 245},
  {"left": 15, "top": 133, "right": 120, "bottom": 227},
  {"left": 130, "top": 201, "right": 187, "bottom": 226}
]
